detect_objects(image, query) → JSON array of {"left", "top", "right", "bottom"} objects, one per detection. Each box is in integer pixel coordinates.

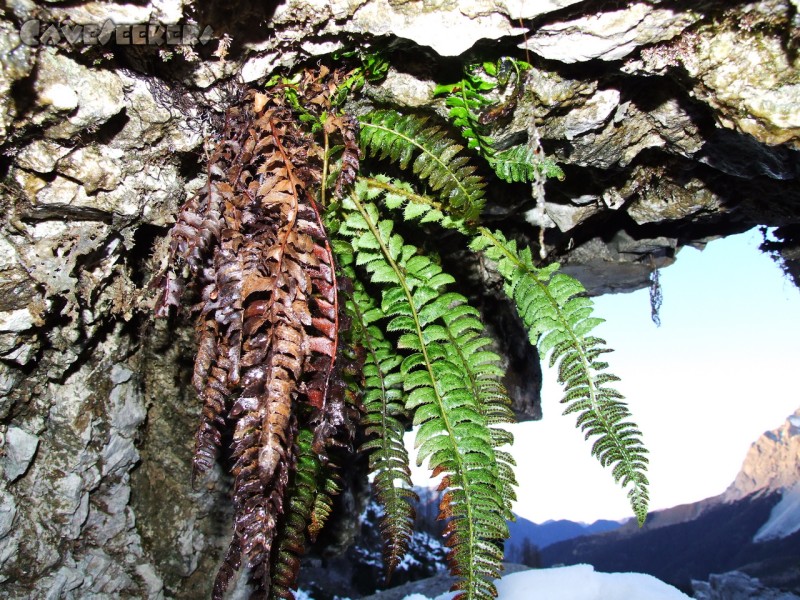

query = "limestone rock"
[
  {"left": 33, "top": 49, "right": 125, "bottom": 140},
  {"left": 275, "top": 0, "right": 586, "bottom": 58},
  {"left": 1, "top": 427, "right": 39, "bottom": 481},
  {"left": 628, "top": 4, "right": 800, "bottom": 148},
  {"left": 0, "top": 21, "right": 34, "bottom": 145},
  {"left": 0, "top": 0, "right": 799, "bottom": 597},
  {"left": 681, "top": 28, "right": 800, "bottom": 148},
  {"left": 522, "top": 3, "right": 700, "bottom": 63}
]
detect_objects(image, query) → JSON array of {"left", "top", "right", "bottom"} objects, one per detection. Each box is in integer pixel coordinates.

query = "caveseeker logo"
[{"left": 19, "top": 20, "right": 215, "bottom": 47}]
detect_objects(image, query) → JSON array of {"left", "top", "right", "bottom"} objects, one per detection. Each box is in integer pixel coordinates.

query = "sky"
[{"left": 409, "top": 227, "right": 800, "bottom": 524}]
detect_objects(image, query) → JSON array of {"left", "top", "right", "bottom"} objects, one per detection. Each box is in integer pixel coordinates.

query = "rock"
[
  {"left": 0, "top": 491, "right": 17, "bottom": 538},
  {"left": 339, "top": 0, "right": 525, "bottom": 56},
  {"left": 540, "top": 85, "right": 702, "bottom": 169},
  {"left": 0, "top": 20, "right": 34, "bottom": 144},
  {"left": 522, "top": 3, "right": 700, "bottom": 63},
  {"left": 559, "top": 234, "right": 677, "bottom": 296},
  {"left": 33, "top": 49, "right": 125, "bottom": 140},
  {"left": 629, "top": 6, "right": 800, "bottom": 148},
  {"left": 0, "top": 309, "right": 36, "bottom": 333},
  {"left": 692, "top": 570, "right": 800, "bottom": 600},
  {"left": 2, "top": 427, "right": 39, "bottom": 481},
  {"left": 562, "top": 88, "right": 620, "bottom": 140},
  {"left": 15, "top": 140, "right": 72, "bottom": 174},
  {"left": 367, "top": 68, "right": 436, "bottom": 108},
  {"left": 56, "top": 146, "right": 123, "bottom": 193},
  {"left": 544, "top": 200, "right": 604, "bottom": 233},
  {"left": 699, "top": 129, "right": 800, "bottom": 181},
  {"left": 0, "top": 0, "right": 799, "bottom": 597}
]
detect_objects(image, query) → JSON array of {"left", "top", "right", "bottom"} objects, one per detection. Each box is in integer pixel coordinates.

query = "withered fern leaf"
[{"left": 157, "top": 81, "right": 356, "bottom": 599}]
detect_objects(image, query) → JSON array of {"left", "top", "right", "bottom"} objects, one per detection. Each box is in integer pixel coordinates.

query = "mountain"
[
  {"left": 725, "top": 409, "right": 800, "bottom": 501},
  {"left": 540, "top": 409, "right": 800, "bottom": 596},
  {"left": 412, "top": 485, "right": 623, "bottom": 566},
  {"left": 505, "top": 516, "right": 621, "bottom": 564}
]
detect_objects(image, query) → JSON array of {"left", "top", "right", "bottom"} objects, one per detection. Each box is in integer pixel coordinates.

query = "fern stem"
[
  {"left": 362, "top": 176, "right": 447, "bottom": 214},
  {"left": 349, "top": 191, "right": 484, "bottom": 597},
  {"left": 321, "top": 127, "right": 330, "bottom": 207}
]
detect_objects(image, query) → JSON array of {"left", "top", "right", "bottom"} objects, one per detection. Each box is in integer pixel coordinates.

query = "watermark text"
[{"left": 19, "top": 20, "right": 215, "bottom": 47}]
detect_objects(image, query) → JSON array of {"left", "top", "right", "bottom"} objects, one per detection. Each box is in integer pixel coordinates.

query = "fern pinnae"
[
  {"left": 471, "top": 228, "right": 650, "bottom": 526},
  {"left": 359, "top": 110, "right": 486, "bottom": 221},
  {"left": 357, "top": 175, "right": 469, "bottom": 233},
  {"left": 269, "top": 429, "right": 321, "bottom": 600},
  {"left": 346, "top": 272, "right": 417, "bottom": 575},
  {"left": 341, "top": 192, "right": 507, "bottom": 599},
  {"left": 492, "top": 146, "right": 565, "bottom": 184},
  {"left": 437, "top": 299, "right": 517, "bottom": 518}
]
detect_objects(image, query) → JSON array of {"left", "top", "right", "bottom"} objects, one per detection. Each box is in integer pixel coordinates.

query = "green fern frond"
[
  {"left": 355, "top": 175, "right": 468, "bottom": 233},
  {"left": 308, "top": 470, "right": 340, "bottom": 541},
  {"left": 434, "top": 58, "right": 564, "bottom": 186},
  {"left": 492, "top": 146, "right": 566, "bottom": 184},
  {"left": 471, "top": 228, "right": 650, "bottom": 526},
  {"left": 437, "top": 300, "right": 517, "bottom": 518},
  {"left": 346, "top": 268, "right": 418, "bottom": 576},
  {"left": 269, "top": 429, "right": 322, "bottom": 600},
  {"left": 339, "top": 194, "right": 510, "bottom": 599},
  {"left": 434, "top": 66, "right": 496, "bottom": 158},
  {"left": 359, "top": 110, "right": 486, "bottom": 222}
]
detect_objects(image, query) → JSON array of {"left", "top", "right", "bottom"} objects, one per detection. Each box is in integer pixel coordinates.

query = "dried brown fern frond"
[{"left": 157, "top": 72, "right": 360, "bottom": 598}]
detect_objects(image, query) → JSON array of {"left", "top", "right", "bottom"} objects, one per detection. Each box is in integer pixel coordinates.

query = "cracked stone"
[
  {"left": 522, "top": 3, "right": 700, "bottom": 63},
  {"left": 2, "top": 427, "right": 39, "bottom": 481}
]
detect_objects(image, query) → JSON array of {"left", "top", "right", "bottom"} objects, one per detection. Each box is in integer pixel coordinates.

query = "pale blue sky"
[
  {"left": 408, "top": 227, "right": 800, "bottom": 524},
  {"left": 511, "top": 227, "right": 800, "bottom": 523}
]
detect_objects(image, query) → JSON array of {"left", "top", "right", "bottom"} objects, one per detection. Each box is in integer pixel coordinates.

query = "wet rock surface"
[{"left": 0, "top": 0, "right": 798, "bottom": 597}]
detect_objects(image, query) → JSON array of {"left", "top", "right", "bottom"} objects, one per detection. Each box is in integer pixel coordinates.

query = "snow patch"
[
  {"left": 398, "top": 564, "right": 690, "bottom": 600},
  {"left": 754, "top": 482, "right": 800, "bottom": 542}
]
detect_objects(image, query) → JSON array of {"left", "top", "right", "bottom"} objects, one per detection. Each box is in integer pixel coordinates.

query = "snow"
[
  {"left": 398, "top": 565, "right": 690, "bottom": 600},
  {"left": 754, "top": 482, "right": 800, "bottom": 542}
]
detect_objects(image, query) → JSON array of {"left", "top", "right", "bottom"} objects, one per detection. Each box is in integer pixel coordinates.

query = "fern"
[
  {"left": 359, "top": 110, "right": 486, "bottom": 222},
  {"left": 356, "top": 175, "right": 468, "bottom": 233},
  {"left": 470, "top": 228, "right": 650, "bottom": 525},
  {"left": 270, "top": 430, "right": 324, "bottom": 600},
  {"left": 434, "top": 58, "right": 565, "bottom": 185},
  {"left": 492, "top": 146, "right": 565, "bottom": 184},
  {"left": 340, "top": 248, "right": 417, "bottom": 576},
  {"left": 158, "top": 60, "right": 649, "bottom": 600},
  {"left": 339, "top": 194, "right": 510, "bottom": 599}
]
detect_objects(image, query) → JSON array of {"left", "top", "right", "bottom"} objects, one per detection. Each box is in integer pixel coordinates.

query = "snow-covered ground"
[
  {"left": 297, "top": 564, "right": 688, "bottom": 600},
  {"left": 754, "top": 482, "right": 800, "bottom": 542}
]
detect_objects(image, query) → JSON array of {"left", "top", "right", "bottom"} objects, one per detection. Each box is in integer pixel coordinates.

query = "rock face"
[{"left": 0, "top": 0, "right": 799, "bottom": 597}]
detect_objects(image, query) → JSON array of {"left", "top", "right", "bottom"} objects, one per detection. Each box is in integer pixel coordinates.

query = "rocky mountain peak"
[{"left": 724, "top": 408, "right": 800, "bottom": 502}]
